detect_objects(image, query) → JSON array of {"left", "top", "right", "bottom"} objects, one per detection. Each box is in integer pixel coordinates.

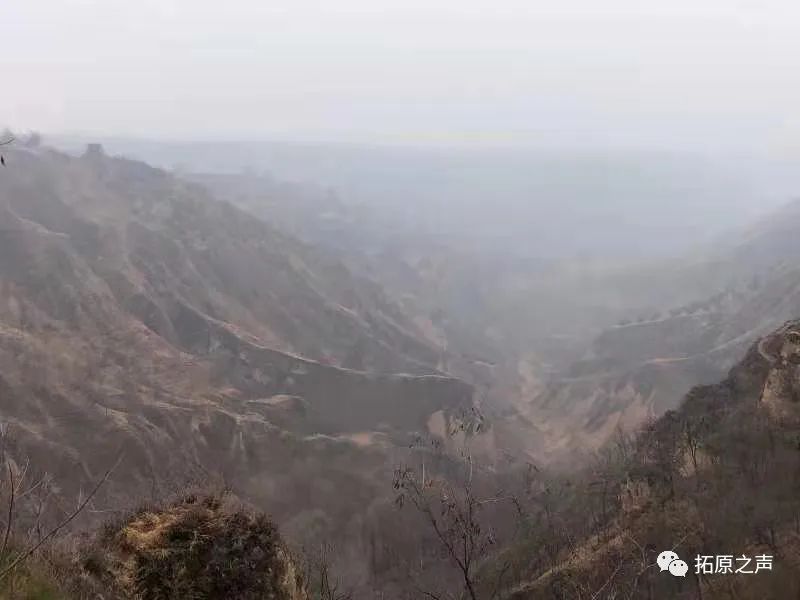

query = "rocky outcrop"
[{"left": 506, "top": 321, "right": 800, "bottom": 599}]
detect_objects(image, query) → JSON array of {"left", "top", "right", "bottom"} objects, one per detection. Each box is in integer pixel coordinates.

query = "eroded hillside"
[
  {"left": 0, "top": 144, "right": 475, "bottom": 561},
  {"left": 505, "top": 320, "right": 800, "bottom": 599},
  {"left": 529, "top": 201, "right": 800, "bottom": 457}
]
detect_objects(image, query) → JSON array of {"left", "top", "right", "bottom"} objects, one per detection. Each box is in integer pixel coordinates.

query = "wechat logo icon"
[{"left": 657, "top": 550, "right": 688, "bottom": 577}]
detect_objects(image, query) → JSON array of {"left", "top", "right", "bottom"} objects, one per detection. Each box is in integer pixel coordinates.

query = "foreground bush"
[{"left": 78, "top": 493, "right": 308, "bottom": 600}]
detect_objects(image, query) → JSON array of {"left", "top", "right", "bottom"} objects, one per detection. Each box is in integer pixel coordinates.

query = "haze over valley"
[{"left": 3, "top": 1, "right": 800, "bottom": 598}]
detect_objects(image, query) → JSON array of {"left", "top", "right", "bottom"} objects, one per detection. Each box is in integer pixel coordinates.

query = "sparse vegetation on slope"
[
  {"left": 0, "top": 142, "right": 476, "bottom": 598},
  {"left": 505, "top": 321, "right": 800, "bottom": 599}
]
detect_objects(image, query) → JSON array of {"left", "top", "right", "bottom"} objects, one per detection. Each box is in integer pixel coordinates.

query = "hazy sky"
[{"left": 3, "top": 0, "right": 800, "bottom": 152}]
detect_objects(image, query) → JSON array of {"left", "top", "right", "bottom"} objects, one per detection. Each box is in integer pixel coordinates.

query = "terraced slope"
[{"left": 0, "top": 143, "right": 474, "bottom": 550}]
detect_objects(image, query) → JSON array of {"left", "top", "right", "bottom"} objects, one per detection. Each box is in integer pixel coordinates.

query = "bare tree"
[
  {"left": 682, "top": 417, "right": 704, "bottom": 477},
  {"left": 303, "top": 542, "right": 353, "bottom": 600},
  {"left": 0, "top": 423, "right": 121, "bottom": 583},
  {"left": 393, "top": 451, "right": 515, "bottom": 600},
  {"left": 0, "top": 134, "right": 13, "bottom": 166}
]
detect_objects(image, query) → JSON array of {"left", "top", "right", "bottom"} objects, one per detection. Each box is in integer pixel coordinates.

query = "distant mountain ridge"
[
  {"left": 530, "top": 199, "right": 800, "bottom": 457},
  {"left": 51, "top": 135, "right": 776, "bottom": 260}
]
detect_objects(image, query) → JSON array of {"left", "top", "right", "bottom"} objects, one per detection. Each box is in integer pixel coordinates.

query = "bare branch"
[
  {"left": 0, "top": 454, "right": 122, "bottom": 581},
  {"left": 1, "top": 462, "right": 14, "bottom": 556},
  {"left": 591, "top": 560, "right": 624, "bottom": 600}
]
